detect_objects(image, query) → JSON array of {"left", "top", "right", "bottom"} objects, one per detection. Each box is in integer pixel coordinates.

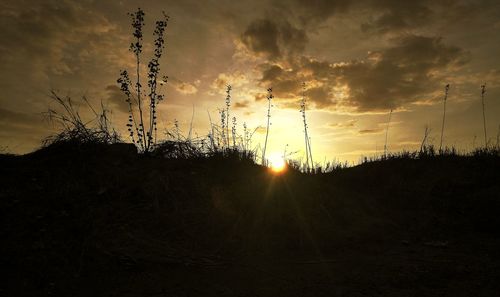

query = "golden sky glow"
[{"left": 1, "top": 0, "right": 499, "bottom": 163}]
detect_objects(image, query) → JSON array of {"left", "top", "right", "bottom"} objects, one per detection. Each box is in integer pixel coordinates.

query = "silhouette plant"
[
  {"left": 44, "top": 91, "right": 119, "bottom": 146},
  {"left": 219, "top": 109, "right": 226, "bottom": 149},
  {"left": 420, "top": 125, "right": 430, "bottom": 152},
  {"left": 243, "top": 122, "right": 249, "bottom": 151},
  {"left": 232, "top": 116, "right": 237, "bottom": 148},
  {"left": 480, "top": 84, "right": 487, "bottom": 147},
  {"left": 117, "top": 8, "right": 170, "bottom": 153},
  {"left": 300, "top": 82, "right": 314, "bottom": 169},
  {"left": 439, "top": 84, "right": 450, "bottom": 152},
  {"left": 225, "top": 85, "right": 232, "bottom": 146},
  {"left": 241, "top": 122, "right": 259, "bottom": 155},
  {"left": 262, "top": 87, "right": 273, "bottom": 165},
  {"left": 383, "top": 109, "right": 393, "bottom": 157}
]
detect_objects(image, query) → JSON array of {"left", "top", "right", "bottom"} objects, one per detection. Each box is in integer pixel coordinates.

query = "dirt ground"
[{"left": 2, "top": 148, "right": 499, "bottom": 296}]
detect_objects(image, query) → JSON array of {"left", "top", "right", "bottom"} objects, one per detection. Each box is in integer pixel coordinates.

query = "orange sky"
[{"left": 1, "top": 0, "right": 499, "bottom": 163}]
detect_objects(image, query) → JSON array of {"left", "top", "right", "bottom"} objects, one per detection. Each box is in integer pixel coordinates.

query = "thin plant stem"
[
  {"left": 300, "top": 82, "right": 313, "bottom": 169},
  {"left": 439, "top": 84, "right": 450, "bottom": 152},
  {"left": 384, "top": 109, "right": 393, "bottom": 157},
  {"left": 481, "top": 84, "right": 487, "bottom": 148},
  {"left": 262, "top": 87, "right": 273, "bottom": 165}
]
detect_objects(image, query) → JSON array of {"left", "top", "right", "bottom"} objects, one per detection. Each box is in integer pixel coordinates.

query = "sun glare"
[{"left": 268, "top": 153, "right": 286, "bottom": 173}]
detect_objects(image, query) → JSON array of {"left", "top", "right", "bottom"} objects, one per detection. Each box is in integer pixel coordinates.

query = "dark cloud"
[
  {"left": 0, "top": 1, "right": 117, "bottom": 74},
  {"left": 0, "top": 1, "right": 78, "bottom": 57},
  {"left": 261, "top": 64, "right": 284, "bottom": 81},
  {"left": 279, "top": 21, "right": 308, "bottom": 53},
  {"left": 254, "top": 34, "right": 469, "bottom": 112},
  {"left": 300, "top": 58, "right": 332, "bottom": 79},
  {"left": 257, "top": 61, "right": 333, "bottom": 107},
  {"left": 273, "top": 79, "right": 302, "bottom": 98},
  {"left": 259, "top": 63, "right": 301, "bottom": 99},
  {"left": 333, "top": 34, "right": 470, "bottom": 111},
  {"left": 286, "top": 0, "right": 492, "bottom": 35},
  {"left": 361, "top": 0, "right": 433, "bottom": 33},
  {"left": 0, "top": 107, "right": 48, "bottom": 152},
  {"left": 359, "top": 0, "right": 497, "bottom": 34},
  {"left": 105, "top": 85, "right": 129, "bottom": 113},
  {"left": 0, "top": 0, "right": 124, "bottom": 141},
  {"left": 241, "top": 18, "right": 307, "bottom": 59},
  {"left": 0, "top": 107, "right": 41, "bottom": 127},
  {"left": 358, "top": 128, "right": 383, "bottom": 134},
  {"left": 241, "top": 19, "right": 280, "bottom": 58},
  {"left": 257, "top": 61, "right": 331, "bottom": 107},
  {"left": 293, "top": 0, "right": 351, "bottom": 24},
  {"left": 305, "top": 86, "right": 333, "bottom": 108}
]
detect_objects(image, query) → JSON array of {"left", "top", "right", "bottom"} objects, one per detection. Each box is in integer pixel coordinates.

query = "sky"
[{"left": 1, "top": 0, "right": 499, "bottom": 164}]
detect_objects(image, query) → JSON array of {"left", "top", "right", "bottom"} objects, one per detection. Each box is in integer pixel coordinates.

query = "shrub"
[{"left": 117, "top": 8, "right": 170, "bottom": 153}]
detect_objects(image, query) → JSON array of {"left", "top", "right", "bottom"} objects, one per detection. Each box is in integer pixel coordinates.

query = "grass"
[
  {"left": 40, "top": 84, "right": 500, "bottom": 172},
  {"left": 43, "top": 91, "right": 120, "bottom": 148}
]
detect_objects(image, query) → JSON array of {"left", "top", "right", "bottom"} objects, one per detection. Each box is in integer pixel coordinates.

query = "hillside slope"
[{"left": 1, "top": 144, "right": 500, "bottom": 296}]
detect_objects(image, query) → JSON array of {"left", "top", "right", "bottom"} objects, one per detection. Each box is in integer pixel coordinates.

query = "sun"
[{"left": 267, "top": 153, "right": 286, "bottom": 173}]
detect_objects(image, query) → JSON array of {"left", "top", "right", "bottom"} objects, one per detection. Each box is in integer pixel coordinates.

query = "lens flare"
[{"left": 268, "top": 153, "right": 286, "bottom": 173}]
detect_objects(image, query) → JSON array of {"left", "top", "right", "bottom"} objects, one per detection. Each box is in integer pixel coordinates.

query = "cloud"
[
  {"left": 169, "top": 77, "right": 198, "bottom": 95},
  {"left": 255, "top": 126, "right": 267, "bottom": 134},
  {"left": 361, "top": 0, "right": 433, "bottom": 33},
  {"left": 329, "top": 119, "right": 358, "bottom": 128},
  {"left": 240, "top": 18, "right": 307, "bottom": 59},
  {"left": 0, "top": 107, "right": 41, "bottom": 127},
  {"left": 234, "top": 101, "right": 250, "bottom": 109},
  {"left": 287, "top": 0, "right": 485, "bottom": 34},
  {"left": 0, "top": 0, "right": 126, "bottom": 133},
  {"left": 254, "top": 34, "right": 469, "bottom": 112},
  {"left": 333, "top": 34, "right": 470, "bottom": 111},
  {"left": 254, "top": 93, "right": 267, "bottom": 101},
  {"left": 305, "top": 86, "right": 334, "bottom": 108},
  {"left": 105, "top": 85, "right": 129, "bottom": 113},
  {"left": 300, "top": 58, "right": 332, "bottom": 79},
  {"left": 279, "top": 20, "right": 308, "bottom": 53},
  {"left": 259, "top": 64, "right": 302, "bottom": 100},
  {"left": 0, "top": 107, "right": 48, "bottom": 151},
  {"left": 261, "top": 64, "right": 284, "bottom": 82},
  {"left": 241, "top": 19, "right": 280, "bottom": 58},
  {"left": 292, "top": 0, "right": 352, "bottom": 24},
  {"left": 360, "top": 0, "right": 491, "bottom": 34},
  {"left": 358, "top": 128, "right": 383, "bottom": 134},
  {"left": 257, "top": 61, "right": 332, "bottom": 108},
  {"left": 0, "top": 1, "right": 118, "bottom": 74},
  {"left": 211, "top": 72, "right": 249, "bottom": 92}
]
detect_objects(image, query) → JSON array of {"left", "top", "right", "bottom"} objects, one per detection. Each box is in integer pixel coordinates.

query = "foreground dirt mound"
[{"left": 1, "top": 145, "right": 499, "bottom": 296}]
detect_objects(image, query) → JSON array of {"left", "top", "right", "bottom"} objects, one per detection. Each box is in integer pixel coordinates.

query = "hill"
[{"left": 1, "top": 143, "right": 500, "bottom": 296}]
